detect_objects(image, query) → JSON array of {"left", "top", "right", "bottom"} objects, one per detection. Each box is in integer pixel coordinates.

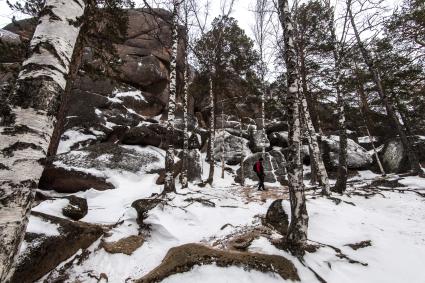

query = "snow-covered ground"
[{"left": 30, "top": 157, "right": 425, "bottom": 283}]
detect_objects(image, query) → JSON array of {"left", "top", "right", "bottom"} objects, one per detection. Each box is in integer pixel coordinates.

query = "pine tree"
[{"left": 348, "top": 0, "right": 422, "bottom": 175}]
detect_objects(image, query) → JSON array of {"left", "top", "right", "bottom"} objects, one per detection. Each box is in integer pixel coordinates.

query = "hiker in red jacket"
[{"left": 254, "top": 157, "right": 265, "bottom": 191}]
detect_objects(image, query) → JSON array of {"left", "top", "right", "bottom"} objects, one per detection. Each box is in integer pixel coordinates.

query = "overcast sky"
[{"left": 0, "top": 0, "right": 402, "bottom": 38}]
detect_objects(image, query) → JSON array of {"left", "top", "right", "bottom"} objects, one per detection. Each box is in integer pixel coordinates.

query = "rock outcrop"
[
  {"left": 11, "top": 212, "right": 103, "bottom": 283},
  {"left": 40, "top": 143, "right": 163, "bottom": 192},
  {"left": 214, "top": 132, "right": 251, "bottom": 165}
]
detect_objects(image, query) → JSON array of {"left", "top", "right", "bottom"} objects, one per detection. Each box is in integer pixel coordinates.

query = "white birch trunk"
[
  {"left": 181, "top": 58, "right": 189, "bottom": 188},
  {"left": 300, "top": 95, "right": 331, "bottom": 194},
  {"left": 0, "top": 0, "right": 86, "bottom": 280},
  {"left": 278, "top": 0, "right": 308, "bottom": 251},
  {"left": 164, "top": 1, "right": 180, "bottom": 193},
  {"left": 207, "top": 73, "right": 215, "bottom": 185},
  {"left": 239, "top": 117, "right": 245, "bottom": 186},
  {"left": 221, "top": 104, "right": 225, "bottom": 179},
  {"left": 261, "top": 87, "right": 266, "bottom": 156}
]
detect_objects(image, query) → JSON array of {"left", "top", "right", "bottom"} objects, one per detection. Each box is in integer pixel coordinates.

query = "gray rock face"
[
  {"left": 322, "top": 135, "right": 373, "bottom": 170},
  {"left": 249, "top": 129, "right": 271, "bottom": 153},
  {"left": 236, "top": 150, "right": 287, "bottom": 184},
  {"left": 214, "top": 132, "right": 251, "bottom": 165},
  {"left": 11, "top": 212, "right": 103, "bottom": 283}
]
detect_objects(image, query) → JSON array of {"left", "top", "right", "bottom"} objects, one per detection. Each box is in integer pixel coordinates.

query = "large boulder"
[
  {"left": 214, "top": 132, "right": 251, "bottom": 165},
  {"left": 268, "top": 131, "right": 288, "bottom": 148},
  {"left": 62, "top": 196, "right": 88, "bottom": 221},
  {"left": 249, "top": 129, "right": 271, "bottom": 153},
  {"left": 39, "top": 167, "right": 115, "bottom": 193},
  {"left": 40, "top": 143, "right": 164, "bottom": 192},
  {"left": 236, "top": 150, "right": 287, "bottom": 184},
  {"left": 379, "top": 136, "right": 425, "bottom": 173},
  {"left": 10, "top": 212, "right": 103, "bottom": 283},
  {"left": 322, "top": 135, "right": 373, "bottom": 170},
  {"left": 264, "top": 199, "right": 289, "bottom": 236}
]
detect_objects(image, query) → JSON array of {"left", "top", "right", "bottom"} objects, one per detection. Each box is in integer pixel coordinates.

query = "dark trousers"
[{"left": 257, "top": 173, "right": 265, "bottom": 190}]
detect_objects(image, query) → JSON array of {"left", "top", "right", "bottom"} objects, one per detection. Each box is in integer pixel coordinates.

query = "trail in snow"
[{"left": 31, "top": 159, "right": 425, "bottom": 283}]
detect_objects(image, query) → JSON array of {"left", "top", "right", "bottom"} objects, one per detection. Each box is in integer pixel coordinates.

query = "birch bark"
[
  {"left": 164, "top": 0, "right": 181, "bottom": 193},
  {"left": 206, "top": 73, "right": 215, "bottom": 184},
  {"left": 277, "top": 0, "right": 309, "bottom": 251},
  {"left": 0, "top": 0, "right": 86, "bottom": 280}
]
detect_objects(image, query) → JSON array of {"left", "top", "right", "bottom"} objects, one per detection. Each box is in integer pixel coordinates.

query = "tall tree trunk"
[
  {"left": 239, "top": 116, "right": 245, "bottom": 186},
  {"left": 325, "top": 0, "right": 348, "bottom": 193},
  {"left": 260, "top": 81, "right": 266, "bottom": 156},
  {"left": 206, "top": 73, "right": 215, "bottom": 185},
  {"left": 333, "top": 89, "right": 348, "bottom": 193},
  {"left": 348, "top": 4, "right": 422, "bottom": 175},
  {"left": 354, "top": 72, "right": 386, "bottom": 176},
  {"left": 0, "top": 0, "right": 86, "bottom": 280},
  {"left": 356, "top": 76, "right": 375, "bottom": 133},
  {"left": 164, "top": 1, "right": 180, "bottom": 193},
  {"left": 221, "top": 102, "right": 225, "bottom": 179},
  {"left": 181, "top": 58, "right": 189, "bottom": 188},
  {"left": 300, "top": 94, "right": 331, "bottom": 194},
  {"left": 297, "top": 43, "right": 329, "bottom": 188},
  {"left": 278, "top": 0, "right": 309, "bottom": 253}
]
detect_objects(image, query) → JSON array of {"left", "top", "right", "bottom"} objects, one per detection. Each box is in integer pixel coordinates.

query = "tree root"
[
  {"left": 134, "top": 243, "right": 300, "bottom": 283},
  {"left": 309, "top": 240, "right": 368, "bottom": 266},
  {"left": 183, "top": 197, "right": 216, "bottom": 207}
]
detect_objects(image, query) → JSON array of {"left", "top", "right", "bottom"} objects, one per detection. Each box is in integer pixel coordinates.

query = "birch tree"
[
  {"left": 181, "top": 0, "right": 190, "bottom": 189},
  {"left": 277, "top": 0, "right": 309, "bottom": 253},
  {"left": 164, "top": 0, "right": 182, "bottom": 193},
  {"left": 252, "top": 0, "right": 272, "bottom": 156},
  {"left": 348, "top": 0, "right": 423, "bottom": 175},
  {"left": 0, "top": 0, "right": 87, "bottom": 280}
]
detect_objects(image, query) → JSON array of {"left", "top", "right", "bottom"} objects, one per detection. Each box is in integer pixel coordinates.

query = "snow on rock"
[
  {"left": 26, "top": 215, "right": 60, "bottom": 236},
  {"left": 161, "top": 263, "right": 285, "bottom": 283},
  {"left": 57, "top": 129, "right": 97, "bottom": 154}
]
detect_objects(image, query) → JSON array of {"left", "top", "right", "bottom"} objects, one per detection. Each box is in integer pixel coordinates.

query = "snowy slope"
[{"left": 29, "top": 156, "right": 425, "bottom": 282}]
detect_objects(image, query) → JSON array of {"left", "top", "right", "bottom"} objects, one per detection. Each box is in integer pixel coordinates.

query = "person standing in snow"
[{"left": 254, "top": 157, "right": 265, "bottom": 191}]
